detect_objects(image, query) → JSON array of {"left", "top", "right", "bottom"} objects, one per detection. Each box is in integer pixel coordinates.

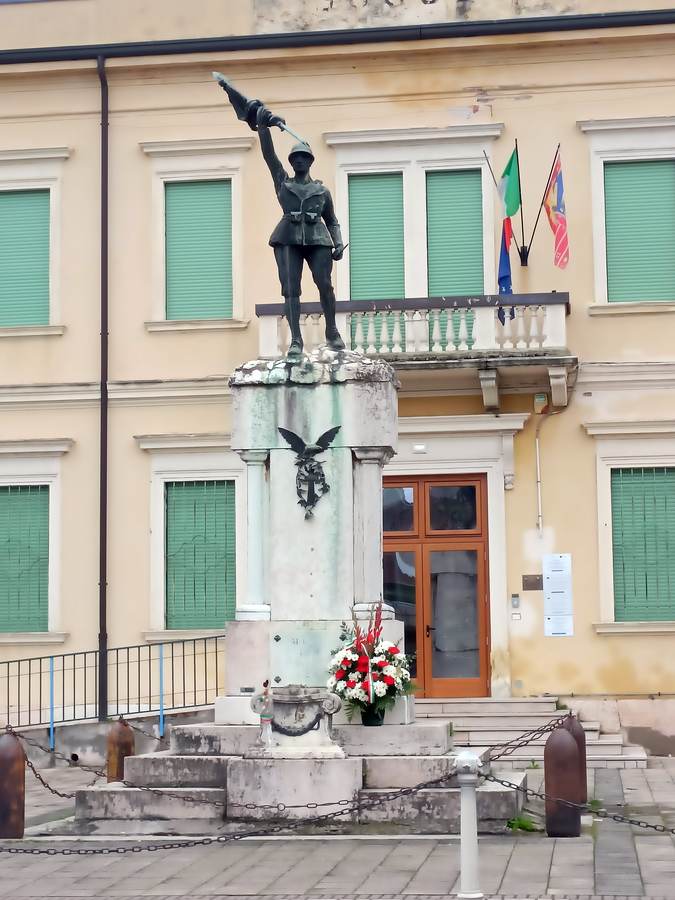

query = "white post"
[
  {"left": 471, "top": 307, "right": 496, "bottom": 351},
  {"left": 456, "top": 750, "right": 483, "bottom": 900},
  {"left": 259, "top": 315, "right": 281, "bottom": 358},
  {"left": 352, "top": 447, "right": 394, "bottom": 615},
  {"left": 543, "top": 303, "right": 567, "bottom": 349}
]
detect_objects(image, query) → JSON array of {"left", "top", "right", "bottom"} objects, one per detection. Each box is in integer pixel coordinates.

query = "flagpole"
[
  {"left": 526, "top": 143, "right": 561, "bottom": 258},
  {"left": 514, "top": 138, "right": 528, "bottom": 266},
  {"left": 482, "top": 150, "right": 499, "bottom": 190}
]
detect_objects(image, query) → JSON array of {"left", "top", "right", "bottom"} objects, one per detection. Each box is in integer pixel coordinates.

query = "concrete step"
[
  {"left": 437, "top": 712, "right": 577, "bottom": 729},
  {"left": 75, "top": 784, "right": 226, "bottom": 821},
  {"left": 363, "top": 747, "right": 491, "bottom": 789},
  {"left": 481, "top": 734, "right": 625, "bottom": 758},
  {"left": 495, "top": 746, "right": 649, "bottom": 770},
  {"left": 416, "top": 697, "right": 559, "bottom": 716},
  {"left": 333, "top": 721, "right": 453, "bottom": 756},
  {"left": 169, "top": 724, "right": 258, "bottom": 756},
  {"left": 452, "top": 723, "right": 602, "bottom": 744},
  {"left": 358, "top": 770, "right": 527, "bottom": 834},
  {"left": 124, "top": 752, "right": 231, "bottom": 787}
]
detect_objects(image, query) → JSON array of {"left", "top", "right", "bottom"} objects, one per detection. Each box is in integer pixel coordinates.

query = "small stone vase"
[{"left": 360, "top": 706, "right": 385, "bottom": 727}]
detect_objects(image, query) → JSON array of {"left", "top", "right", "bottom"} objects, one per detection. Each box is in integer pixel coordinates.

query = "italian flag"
[{"left": 499, "top": 148, "right": 522, "bottom": 221}]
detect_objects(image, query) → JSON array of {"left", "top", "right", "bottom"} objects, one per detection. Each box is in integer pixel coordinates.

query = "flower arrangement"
[{"left": 327, "top": 603, "right": 413, "bottom": 725}]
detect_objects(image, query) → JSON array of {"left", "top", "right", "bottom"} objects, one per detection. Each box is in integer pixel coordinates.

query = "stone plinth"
[{"left": 217, "top": 347, "right": 400, "bottom": 722}]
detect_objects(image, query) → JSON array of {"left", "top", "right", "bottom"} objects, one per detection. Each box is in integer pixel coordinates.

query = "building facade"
[{"left": 1, "top": 0, "right": 675, "bottom": 724}]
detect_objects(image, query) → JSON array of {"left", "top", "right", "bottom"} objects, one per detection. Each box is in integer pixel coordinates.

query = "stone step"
[
  {"left": 416, "top": 697, "right": 559, "bottom": 716},
  {"left": 75, "top": 785, "right": 226, "bottom": 821},
  {"left": 358, "top": 770, "right": 527, "bottom": 834},
  {"left": 124, "top": 752, "right": 231, "bottom": 787},
  {"left": 481, "top": 734, "right": 625, "bottom": 757},
  {"left": 435, "top": 712, "right": 579, "bottom": 729},
  {"left": 332, "top": 721, "right": 453, "bottom": 756},
  {"left": 363, "top": 747, "right": 490, "bottom": 789},
  {"left": 452, "top": 723, "right": 602, "bottom": 744},
  {"left": 495, "top": 746, "right": 648, "bottom": 770},
  {"left": 170, "top": 724, "right": 259, "bottom": 756}
]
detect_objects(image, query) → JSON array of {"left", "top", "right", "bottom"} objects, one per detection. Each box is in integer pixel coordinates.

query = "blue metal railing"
[{"left": 0, "top": 634, "right": 226, "bottom": 740}]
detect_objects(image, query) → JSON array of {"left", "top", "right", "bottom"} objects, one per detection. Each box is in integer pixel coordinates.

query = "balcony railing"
[{"left": 256, "top": 293, "right": 569, "bottom": 359}]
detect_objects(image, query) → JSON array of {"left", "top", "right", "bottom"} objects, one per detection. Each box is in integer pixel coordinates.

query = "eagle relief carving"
[{"left": 278, "top": 425, "right": 341, "bottom": 518}]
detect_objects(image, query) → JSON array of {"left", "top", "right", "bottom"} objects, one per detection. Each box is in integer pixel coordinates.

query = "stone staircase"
[
  {"left": 416, "top": 697, "right": 648, "bottom": 769},
  {"left": 62, "top": 720, "right": 527, "bottom": 836}
]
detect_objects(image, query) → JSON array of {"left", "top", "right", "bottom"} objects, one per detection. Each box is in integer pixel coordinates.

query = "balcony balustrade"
[
  {"left": 256, "top": 294, "right": 569, "bottom": 359},
  {"left": 255, "top": 294, "right": 575, "bottom": 409}
]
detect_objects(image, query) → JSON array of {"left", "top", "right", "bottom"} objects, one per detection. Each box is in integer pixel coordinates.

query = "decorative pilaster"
[
  {"left": 236, "top": 449, "right": 270, "bottom": 620},
  {"left": 352, "top": 446, "right": 394, "bottom": 616}
]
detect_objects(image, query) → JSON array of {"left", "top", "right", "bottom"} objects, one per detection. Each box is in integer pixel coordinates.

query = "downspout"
[
  {"left": 535, "top": 406, "right": 565, "bottom": 534},
  {"left": 96, "top": 56, "right": 109, "bottom": 722}
]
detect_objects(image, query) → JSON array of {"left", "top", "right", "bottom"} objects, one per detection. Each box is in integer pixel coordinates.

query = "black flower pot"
[{"left": 360, "top": 706, "right": 385, "bottom": 726}]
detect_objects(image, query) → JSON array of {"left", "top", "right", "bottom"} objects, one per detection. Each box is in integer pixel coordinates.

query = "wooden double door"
[{"left": 383, "top": 474, "right": 490, "bottom": 698}]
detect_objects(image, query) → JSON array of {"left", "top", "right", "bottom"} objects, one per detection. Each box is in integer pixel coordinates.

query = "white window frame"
[
  {"left": 0, "top": 439, "right": 72, "bottom": 643},
  {"left": 136, "top": 435, "right": 246, "bottom": 640},
  {"left": 0, "top": 148, "right": 70, "bottom": 335},
  {"left": 389, "top": 412, "right": 529, "bottom": 697},
  {"left": 578, "top": 117, "right": 675, "bottom": 312},
  {"left": 140, "top": 138, "right": 254, "bottom": 331},
  {"left": 324, "top": 126, "right": 503, "bottom": 301},
  {"left": 584, "top": 420, "right": 675, "bottom": 633}
]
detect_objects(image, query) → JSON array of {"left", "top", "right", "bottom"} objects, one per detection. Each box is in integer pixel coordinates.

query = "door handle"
[{"left": 425, "top": 625, "right": 436, "bottom": 638}]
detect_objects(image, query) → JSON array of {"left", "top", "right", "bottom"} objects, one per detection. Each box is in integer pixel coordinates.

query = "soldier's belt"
[{"left": 284, "top": 211, "right": 319, "bottom": 224}]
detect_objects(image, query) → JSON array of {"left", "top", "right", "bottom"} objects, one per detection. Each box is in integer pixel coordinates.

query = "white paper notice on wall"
[{"left": 543, "top": 553, "right": 573, "bottom": 636}]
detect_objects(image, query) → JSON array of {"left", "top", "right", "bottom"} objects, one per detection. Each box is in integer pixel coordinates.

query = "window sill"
[
  {"left": 143, "top": 629, "right": 228, "bottom": 643},
  {"left": 145, "top": 319, "right": 249, "bottom": 333},
  {"left": 0, "top": 632, "right": 68, "bottom": 645},
  {"left": 0, "top": 325, "right": 65, "bottom": 338},
  {"left": 588, "top": 302, "right": 675, "bottom": 317},
  {"left": 594, "top": 621, "right": 675, "bottom": 634}
]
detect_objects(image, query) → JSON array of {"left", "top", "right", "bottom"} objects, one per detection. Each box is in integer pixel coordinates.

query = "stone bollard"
[
  {"left": 107, "top": 718, "right": 135, "bottom": 783},
  {"left": 455, "top": 749, "right": 484, "bottom": 899},
  {"left": 544, "top": 726, "right": 581, "bottom": 837},
  {"left": 0, "top": 730, "right": 26, "bottom": 839},
  {"left": 563, "top": 713, "right": 587, "bottom": 804}
]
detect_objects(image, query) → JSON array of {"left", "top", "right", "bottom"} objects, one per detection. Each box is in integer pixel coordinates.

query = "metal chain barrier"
[
  {"left": 489, "top": 713, "right": 569, "bottom": 760},
  {"left": 118, "top": 720, "right": 170, "bottom": 748},
  {"left": 24, "top": 756, "right": 75, "bottom": 800}
]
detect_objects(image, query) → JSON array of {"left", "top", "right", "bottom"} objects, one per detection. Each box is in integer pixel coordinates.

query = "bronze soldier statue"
[{"left": 213, "top": 73, "right": 345, "bottom": 357}]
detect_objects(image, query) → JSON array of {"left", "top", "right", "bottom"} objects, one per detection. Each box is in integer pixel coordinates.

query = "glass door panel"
[
  {"left": 383, "top": 548, "right": 420, "bottom": 680},
  {"left": 383, "top": 485, "right": 416, "bottom": 534},
  {"left": 423, "top": 543, "right": 488, "bottom": 697}
]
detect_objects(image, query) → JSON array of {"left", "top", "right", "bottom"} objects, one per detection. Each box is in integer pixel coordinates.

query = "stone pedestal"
[{"left": 216, "top": 348, "right": 400, "bottom": 723}]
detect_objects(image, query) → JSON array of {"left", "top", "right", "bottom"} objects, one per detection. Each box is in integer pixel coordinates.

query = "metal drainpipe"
[{"left": 96, "top": 56, "right": 109, "bottom": 722}]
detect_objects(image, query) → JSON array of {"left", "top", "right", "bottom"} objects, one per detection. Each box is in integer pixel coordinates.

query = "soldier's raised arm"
[{"left": 257, "top": 106, "right": 288, "bottom": 193}]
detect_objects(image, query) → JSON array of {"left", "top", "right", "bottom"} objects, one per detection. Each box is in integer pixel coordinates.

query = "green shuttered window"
[
  {"left": 605, "top": 160, "right": 675, "bottom": 302},
  {"left": 165, "top": 480, "right": 236, "bottom": 629},
  {"left": 0, "top": 485, "right": 49, "bottom": 633},
  {"left": 348, "top": 173, "right": 405, "bottom": 300},
  {"left": 611, "top": 467, "right": 675, "bottom": 621},
  {"left": 165, "top": 180, "right": 233, "bottom": 320},
  {"left": 0, "top": 189, "right": 50, "bottom": 327},
  {"left": 427, "top": 169, "right": 484, "bottom": 295}
]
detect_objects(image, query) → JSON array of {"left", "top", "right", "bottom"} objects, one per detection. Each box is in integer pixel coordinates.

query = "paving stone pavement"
[{"left": 7, "top": 758, "right": 675, "bottom": 897}]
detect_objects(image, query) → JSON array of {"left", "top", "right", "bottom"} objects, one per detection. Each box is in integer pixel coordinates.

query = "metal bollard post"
[
  {"left": 544, "top": 726, "right": 581, "bottom": 837},
  {"left": 107, "top": 717, "right": 135, "bottom": 783},
  {"left": 455, "top": 749, "right": 484, "bottom": 899},
  {"left": 563, "top": 713, "right": 587, "bottom": 804},
  {"left": 0, "top": 730, "right": 26, "bottom": 839}
]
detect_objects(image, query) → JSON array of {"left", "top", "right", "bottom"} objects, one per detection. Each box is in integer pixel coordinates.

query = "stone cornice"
[
  {"left": 583, "top": 420, "right": 675, "bottom": 438},
  {"left": 0, "top": 147, "right": 70, "bottom": 162},
  {"left": 577, "top": 362, "right": 675, "bottom": 392},
  {"left": 139, "top": 138, "right": 254, "bottom": 157},
  {"left": 578, "top": 116, "right": 675, "bottom": 133},
  {"left": 135, "top": 433, "right": 232, "bottom": 451},
  {"left": 0, "top": 439, "right": 73, "bottom": 456},
  {"left": 398, "top": 413, "right": 530, "bottom": 436},
  {"left": 325, "top": 124, "right": 504, "bottom": 146}
]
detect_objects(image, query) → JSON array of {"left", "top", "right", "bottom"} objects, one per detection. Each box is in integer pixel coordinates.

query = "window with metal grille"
[
  {"left": 165, "top": 180, "right": 233, "bottom": 320},
  {"left": 164, "top": 480, "right": 236, "bottom": 629},
  {"left": 604, "top": 159, "right": 675, "bottom": 302},
  {"left": 0, "top": 485, "right": 49, "bottom": 632},
  {"left": 0, "top": 189, "right": 50, "bottom": 326},
  {"left": 611, "top": 467, "right": 675, "bottom": 621}
]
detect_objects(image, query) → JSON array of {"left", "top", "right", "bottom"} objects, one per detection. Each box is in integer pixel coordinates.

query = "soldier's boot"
[
  {"left": 321, "top": 296, "right": 346, "bottom": 351},
  {"left": 286, "top": 296, "right": 304, "bottom": 357}
]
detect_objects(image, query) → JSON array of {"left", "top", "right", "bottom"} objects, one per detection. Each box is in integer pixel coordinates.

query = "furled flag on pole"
[
  {"left": 497, "top": 148, "right": 521, "bottom": 312},
  {"left": 543, "top": 150, "right": 569, "bottom": 268}
]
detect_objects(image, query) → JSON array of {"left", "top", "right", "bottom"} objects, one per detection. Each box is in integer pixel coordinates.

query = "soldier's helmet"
[{"left": 288, "top": 141, "right": 315, "bottom": 164}]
